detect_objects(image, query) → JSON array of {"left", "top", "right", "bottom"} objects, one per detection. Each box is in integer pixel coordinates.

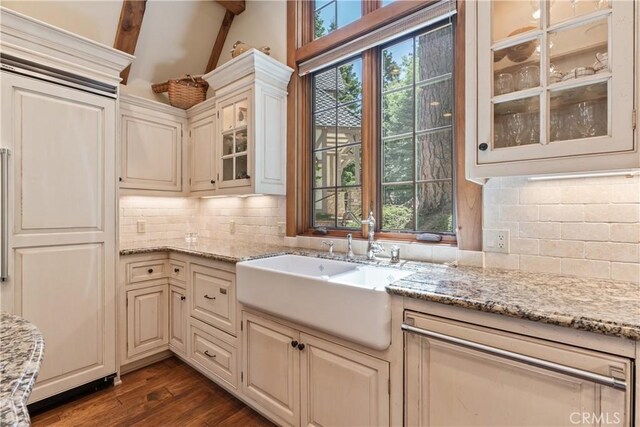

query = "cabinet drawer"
[
  {"left": 127, "top": 259, "right": 168, "bottom": 284},
  {"left": 189, "top": 319, "right": 237, "bottom": 389},
  {"left": 190, "top": 263, "right": 236, "bottom": 335},
  {"left": 169, "top": 260, "right": 186, "bottom": 283}
]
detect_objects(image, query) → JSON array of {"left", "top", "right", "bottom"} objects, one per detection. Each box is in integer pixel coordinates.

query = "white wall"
[{"left": 218, "top": 0, "right": 287, "bottom": 66}]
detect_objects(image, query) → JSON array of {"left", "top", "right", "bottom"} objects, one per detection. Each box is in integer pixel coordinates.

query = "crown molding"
[
  {"left": 203, "top": 48, "right": 293, "bottom": 93},
  {"left": 0, "top": 7, "right": 133, "bottom": 86}
]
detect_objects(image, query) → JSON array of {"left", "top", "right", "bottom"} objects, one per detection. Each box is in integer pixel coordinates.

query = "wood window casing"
[{"left": 287, "top": 0, "right": 481, "bottom": 250}]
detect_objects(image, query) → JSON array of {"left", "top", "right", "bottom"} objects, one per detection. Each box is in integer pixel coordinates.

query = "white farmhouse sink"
[{"left": 236, "top": 255, "right": 412, "bottom": 350}]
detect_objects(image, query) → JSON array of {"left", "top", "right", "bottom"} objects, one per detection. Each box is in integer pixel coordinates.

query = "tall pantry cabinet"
[{"left": 0, "top": 7, "right": 133, "bottom": 402}]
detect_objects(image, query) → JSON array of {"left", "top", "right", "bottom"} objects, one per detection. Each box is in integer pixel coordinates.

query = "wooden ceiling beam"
[
  {"left": 216, "top": 0, "right": 245, "bottom": 15},
  {"left": 205, "top": 9, "right": 235, "bottom": 73},
  {"left": 114, "top": 0, "right": 147, "bottom": 85}
]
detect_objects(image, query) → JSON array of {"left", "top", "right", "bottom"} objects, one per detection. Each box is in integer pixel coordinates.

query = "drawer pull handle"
[
  {"left": 147, "top": 268, "right": 154, "bottom": 274},
  {"left": 174, "top": 268, "right": 180, "bottom": 273},
  {"left": 401, "top": 323, "right": 627, "bottom": 391},
  {"left": 291, "top": 340, "right": 298, "bottom": 347},
  {"left": 180, "top": 296, "right": 186, "bottom": 301},
  {"left": 204, "top": 350, "right": 216, "bottom": 358},
  {"left": 204, "top": 294, "right": 216, "bottom": 300}
]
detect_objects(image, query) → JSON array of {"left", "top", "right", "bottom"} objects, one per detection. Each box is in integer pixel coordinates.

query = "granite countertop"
[
  {"left": 387, "top": 263, "right": 640, "bottom": 341},
  {"left": 120, "top": 240, "right": 640, "bottom": 341},
  {"left": 120, "top": 239, "right": 290, "bottom": 263},
  {"left": 1, "top": 312, "right": 44, "bottom": 427}
]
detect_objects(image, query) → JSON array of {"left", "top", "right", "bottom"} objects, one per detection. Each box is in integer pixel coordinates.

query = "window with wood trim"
[{"left": 287, "top": 0, "right": 483, "bottom": 249}]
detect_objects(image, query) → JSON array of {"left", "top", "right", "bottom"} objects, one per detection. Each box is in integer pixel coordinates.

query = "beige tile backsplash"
[
  {"left": 119, "top": 173, "right": 639, "bottom": 283},
  {"left": 119, "top": 195, "right": 286, "bottom": 246}
]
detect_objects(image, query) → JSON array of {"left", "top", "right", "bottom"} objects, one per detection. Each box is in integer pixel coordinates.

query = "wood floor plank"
[{"left": 30, "top": 358, "right": 274, "bottom": 427}]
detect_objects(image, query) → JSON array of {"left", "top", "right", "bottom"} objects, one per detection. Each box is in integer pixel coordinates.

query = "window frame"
[{"left": 287, "top": 0, "right": 482, "bottom": 249}]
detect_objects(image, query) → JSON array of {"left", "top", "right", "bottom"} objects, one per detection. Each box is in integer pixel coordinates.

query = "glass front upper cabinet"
[
  {"left": 219, "top": 93, "right": 250, "bottom": 188},
  {"left": 476, "top": 0, "right": 635, "bottom": 165}
]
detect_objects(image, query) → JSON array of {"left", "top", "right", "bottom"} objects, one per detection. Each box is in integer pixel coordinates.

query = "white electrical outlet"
[
  {"left": 277, "top": 222, "right": 286, "bottom": 236},
  {"left": 484, "top": 229, "right": 509, "bottom": 253},
  {"left": 137, "top": 220, "right": 146, "bottom": 233},
  {"left": 229, "top": 220, "right": 236, "bottom": 234}
]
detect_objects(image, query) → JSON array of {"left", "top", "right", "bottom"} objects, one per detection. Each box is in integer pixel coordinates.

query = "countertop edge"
[
  {"left": 386, "top": 285, "right": 640, "bottom": 341},
  {"left": 1, "top": 314, "right": 45, "bottom": 426}
]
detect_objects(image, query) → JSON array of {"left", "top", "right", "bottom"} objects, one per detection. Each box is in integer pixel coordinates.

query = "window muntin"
[
  {"left": 312, "top": 58, "right": 363, "bottom": 229},
  {"left": 380, "top": 24, "right": 455, "bottom": 233},
  {"left": 314, "top": 0, "right": 362, "bottom": 39}
]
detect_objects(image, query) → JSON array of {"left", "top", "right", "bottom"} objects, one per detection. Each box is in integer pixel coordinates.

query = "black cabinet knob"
[
  {"left": 210, "top": 180, "right": 215, "bottom": 184},
  {"left": 147, "top": 268, "right": 153, "bottom": 274},
  {"left": 291, "top": 340, "right": 298, "bottom": 348},
  {"left": 297, "top": 343, "right": 305, "bottom": 351},
  {"left": 479, "top": 143, "right": 489, "bottom": 151},
  {"left": 180, "top": 296, "right": 186, "bottom": 301},
  {"left": 118, "top": 177, "right": 123, "bottom": 182},
  {"left": 174, "top": 268, "right": 180, "bottom": 273}
]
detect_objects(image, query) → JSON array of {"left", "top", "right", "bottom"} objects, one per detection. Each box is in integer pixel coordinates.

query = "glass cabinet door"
[
  {"left": 477, "top": 0, "right": 634, "bottom": 164},
  {"left": 218, "top": 95, "right": 251, "bottom": 187}
]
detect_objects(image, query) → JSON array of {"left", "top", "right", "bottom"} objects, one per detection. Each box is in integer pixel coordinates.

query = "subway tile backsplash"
[{"left": 119, "top": 173, "right": 639, "bottom": 283}]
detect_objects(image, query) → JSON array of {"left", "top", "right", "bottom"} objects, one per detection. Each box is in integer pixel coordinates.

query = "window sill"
[{"left": 299, "top": 230, "right": 457, "bottom": 246}]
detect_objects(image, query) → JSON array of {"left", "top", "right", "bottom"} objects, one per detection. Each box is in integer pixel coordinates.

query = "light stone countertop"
[
  {"left": 120, "top": 239, "right": 640, "bottom": 341},
  {"left": 0, "top": 312, "right": 44, "bottom": 427}
]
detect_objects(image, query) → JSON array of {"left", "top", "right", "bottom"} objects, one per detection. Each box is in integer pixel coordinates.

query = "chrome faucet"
[
  {"left": 321, "top": 240, "right": 334, "bottom": 255},
  {"left": 365, "top": 211, "right": 384, "bottom": 260},
  {"left": 346, "top": 233, "right": 354, "bottom": 258}
]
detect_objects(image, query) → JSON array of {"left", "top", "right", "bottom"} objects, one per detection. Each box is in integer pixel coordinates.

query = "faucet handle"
[
  {"left": 321, "top": 240, "right": 335, "bottom": 255},
  {"left": 371, "top": 241, "right": 385, "bottom": 254}
]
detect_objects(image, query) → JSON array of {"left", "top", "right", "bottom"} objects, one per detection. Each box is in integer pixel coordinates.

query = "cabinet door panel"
[
  {"left": 300, "top": 333, "right": 389, "bottom": 427},
  {"left": 405, "top": 313, "right": 631, "bottom": 426},
  {"left": 12, "top": 89, "right": 103, "bottom": 232},
  {"left": 190, "top": 263, "right": 235, "bottom": 335},
  {"left": 190, "top": 115, "right": 216, "bottom": 192},
  {"left": 0, "top": 72, "right": 117, "bottom": 403},
  {"left": 15, "top": 245, "right": 110, "bottom": 389},
  {"left": 242, "top": 312, "right": 299, "bottom": 426},
  {"left": 127, "top": 285, "right": 169, "bottom": 359},
  {"left": 169, "top": 286, "right": 186, "bottom": 355},
  {"left": 121, "top": 111, "right": 182, "bottom": 191},
  {"left": 217, "top": 92, "right": 252, "bottom": 190}
]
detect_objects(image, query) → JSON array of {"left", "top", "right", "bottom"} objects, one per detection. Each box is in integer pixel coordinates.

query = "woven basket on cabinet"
[{"left": 151, "top": 75, "right": 208, "bottom": 109}]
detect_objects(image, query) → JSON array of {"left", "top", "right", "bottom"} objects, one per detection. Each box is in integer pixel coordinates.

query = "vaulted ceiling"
[{"left": 2, "top": 0, "right": 286, "bottom": 101}]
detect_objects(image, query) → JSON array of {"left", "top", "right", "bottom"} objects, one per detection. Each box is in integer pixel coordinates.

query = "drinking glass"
[
  {"left": 515, "top": 65, "right": 540, "bottom": 91},
  {"left": 575, "top": 101, "right": 597, "bottom": 138},
  {"left": 508, "top": 113, "right": 526, "bottom": 146},
  {"left": 494, "top": 73, "right": 514, "bottom": 95}
]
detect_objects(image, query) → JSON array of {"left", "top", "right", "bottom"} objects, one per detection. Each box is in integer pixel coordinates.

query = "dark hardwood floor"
[{"left": 30, "top": 357, "right": 275, "bottom": 427}]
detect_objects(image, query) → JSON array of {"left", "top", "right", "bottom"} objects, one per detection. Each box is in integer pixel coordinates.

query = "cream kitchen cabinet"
[
  {"left": 169, "top": 285, "right": 187, "bottom": 356},
  {"left": 241, "top": 311, "right": 390, "bottom": 427},
  {"left": 1, "top": 7, "right": 132, "bottom": 403},
  {"left": 203, "top": 49, "right": 293, "bottom": 196},
  {"left": 404, "top": 311, "right": 631, "bottom": 426},
  {"left": 465, "top": 0, "right": 638, "bottom": 182},
  {"left": 126, "top": 284, "right": 169, "bottom": 360},
  {"left": 119, "top": 94, "right": 187, "bottom": 193},
  {"left": 188, "top": 99, "right": 217, "bottom": 194}
]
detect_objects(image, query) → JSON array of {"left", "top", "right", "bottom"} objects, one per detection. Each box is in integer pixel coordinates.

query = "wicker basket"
[{"left": 151, "top": 75, "right": 208, "bottom": 109}]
